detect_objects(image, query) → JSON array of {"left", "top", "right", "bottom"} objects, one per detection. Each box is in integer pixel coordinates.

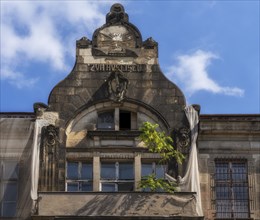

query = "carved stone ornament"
[
  {"left": 106, "top": 3, "right": 129, "bottom": 24},
  {"left": 76, "top": 36, "right": 91, "bottom": 48},
  {"left": 107, "top": 70, "right": 129, "bottom": 102},
  {"left": 143, "top": 37, "right": 158, "bottom": 49},
  {"left": 176, "top": 127, "right": 191, "bottom": 154},
  {"left": 92, "top": 3, "right": 142, "bottom": 57},
  {"left": 33, "top": 102, "right": 48, "bottom": 117},
  {"left": 39, "top": 125, "right": 59, "bottom": 191}
]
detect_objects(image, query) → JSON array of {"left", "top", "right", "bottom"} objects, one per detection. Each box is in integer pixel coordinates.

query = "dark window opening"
[{"left": 119, "top": 111, "right": 131, "bottom": 130}]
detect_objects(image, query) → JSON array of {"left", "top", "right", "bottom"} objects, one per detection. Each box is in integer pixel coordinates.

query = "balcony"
[{"left": 34, "top": 192, "right": 203, "bottom": 219}]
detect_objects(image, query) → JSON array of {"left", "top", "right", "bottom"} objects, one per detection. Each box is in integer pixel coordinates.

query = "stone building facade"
[{"left": 0, "top": 3, "right": 259, "bottom": 220}]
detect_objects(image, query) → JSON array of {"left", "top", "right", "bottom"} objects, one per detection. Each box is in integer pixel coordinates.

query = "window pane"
[
  {"left": 232, "top": 163, "right": 247, "bottom": 181},
  {"left": 118, "top": 182, "right": 134, "bottom": 191},
  {"left": 3, "top": 202, "right": 16, "bottom": 217},
  {"left": 67, "top": 162, "right": 79, "bottom": 180},
  {"left": 102, "top": 183, "right": 116, "bottom": 192},
  {"left": 3, "top": 183, "right": 17, "bottom": 201},
  {"left": 81, "top": 163, "right": 93, "bottom": 180},
  {"left": 3, "top": 161, "right": 18, "bottom": 180},
  {"left": 215, "top": 162, "right": 229, "bottom": 180},
  {"left": 216, "top": 200, "right": 232, "bottom": 218},
  {"left": 119, "top": 163, "right": 133, "bottom": 180},
  {"left": 98, "top": 112, "right": 114, "bottom": 130},
  {"left": 156, "top": 164, "right": 165, "bottom": 178},
  {"left": 101, "top": 163, "right": 116, "bottom": 179},
  {"left": 215, "top": 160, "right": 249, "bottom": 218},
  {"left": 82, "top": 183, "right": 93, "bottom": 191},
  {"left": 141, "top": 164, "right": 153, "bottom": 177},
  {"left": 67, "top": 182, "right": 79, "bottom": 191}
]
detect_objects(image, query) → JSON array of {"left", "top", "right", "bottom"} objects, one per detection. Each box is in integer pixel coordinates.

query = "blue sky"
[{"left": 1, "top": 0, "right": 259, "bottom": 114}]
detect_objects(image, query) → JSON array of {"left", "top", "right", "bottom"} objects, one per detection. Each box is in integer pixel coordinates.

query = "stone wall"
[{"left": 198, "top": 115, "right": 260, "bottom": 219}]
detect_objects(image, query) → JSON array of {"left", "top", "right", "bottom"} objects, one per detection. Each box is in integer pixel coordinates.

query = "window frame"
[
  {"left": 0, "top": 160, "right": 19, "bottom": 217},
  {"left": 214, "top": 159, "right": 250, "bottom": 219},
  {"left": 66, "top": 161, "right": 93, "bottom": 192},
  {"left": 97, "top": 108, "right": 137, "bottom": 131},
  {"left": 97, "top": 111, "right": 115, "bottom": 130},
  {"left": 100, "top": 161, "right": 134, "bottom": 192},
  {"left": 141, "top": 161, "right": 167, "bottom": 179}
]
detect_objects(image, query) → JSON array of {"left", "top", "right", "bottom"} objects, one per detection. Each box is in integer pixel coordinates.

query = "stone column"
[
  {"left": 93, "top": 154, "right": 100, "bottom": 191},
  {"left": 115, "top": 107, "right": 119, "bottom": 131},
  {"left": 134, "top": 153, "right": 141, "bottom": 191}
]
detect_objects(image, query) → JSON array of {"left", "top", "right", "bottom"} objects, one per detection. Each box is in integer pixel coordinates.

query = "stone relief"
[
  {"left": 106, "top": 3, "right": 129, "bottom": 24},
  {"left": 107, "top": 70, "right": 129, "bottom": 102},
  {"left": 39, "top": 125, "right": 59, "bottom": 191},
  {"left": 92, "top": 3, "right": 142, "bottom": 57},
  {"left": 176, "top": 127, "right": 191, "bottom": 154}
]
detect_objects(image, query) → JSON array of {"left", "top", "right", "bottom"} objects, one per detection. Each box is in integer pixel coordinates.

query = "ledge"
[
  {"left": 87, "top": 130, "right": 142, "bottom": 139},
  {"left": 36, "top": 192, "right": 201, "bottom": 218}
]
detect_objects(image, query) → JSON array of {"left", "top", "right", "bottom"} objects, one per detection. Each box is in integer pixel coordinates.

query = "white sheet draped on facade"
[
  {"left": 31, "top": 116, "right": 56, "bottom": 213},
  {"left": 166, "top": 105, "right": 203, "bottom": 216}
]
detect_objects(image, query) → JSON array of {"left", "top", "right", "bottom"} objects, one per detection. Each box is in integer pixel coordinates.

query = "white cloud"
[
  {"left": 0, "top": 1, "right": 113, "bottom": 88},
  {"left": 1, "top": 67, "right": 39, "bottom": 89},
  {"left": 166, "top": 50, "right": 244, "bottom": 97}
]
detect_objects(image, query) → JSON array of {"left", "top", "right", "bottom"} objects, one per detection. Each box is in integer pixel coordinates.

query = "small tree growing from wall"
[{"left": 138, "top": 122, "right": 184, "bottom": 193}]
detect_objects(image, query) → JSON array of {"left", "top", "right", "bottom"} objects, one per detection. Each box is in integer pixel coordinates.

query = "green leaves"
[
  {"left": 139, "top": 122, "right": 184, "bottom": 164},
  {"left": 138, "top": 122, "right": 185, "bottom": 193},
  {"left": 138, "top": 174, "right": 177, "bottom": 193}
]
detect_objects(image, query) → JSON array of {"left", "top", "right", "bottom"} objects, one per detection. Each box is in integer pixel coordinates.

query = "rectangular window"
[
  {"left": 66, "top": 161, "right": 93, "bottom": 191},
  {"left": 0, "top": 161, "right": 19, "bottom": 217},
  {"left": 97, "top": 111, "right": 115, "bottom": 130},
  {"left": 215, "top": 159, "right": 249, "bottom": 219},
  {"left": 141, "top": 162, "right": 167, "bottom": 192},
  {"left": 141, "top": 162, "right": 166, "bottom": 179},
  {"left": 119, "top": 110, "right": 131, "bottom": 130},
  {"left": 100, "top": 162, "right": 134, "bottom": 192}
]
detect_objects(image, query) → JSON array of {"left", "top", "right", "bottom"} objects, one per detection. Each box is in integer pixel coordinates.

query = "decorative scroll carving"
[
  {"left": 107, "top": 70, "right": 129, "bottom": 102},
  {"left": 39, "top": 125, "right": 59, "bottom": 191},
  {"left": 106, "top": 3, "right": 129, "bottom": 24}
]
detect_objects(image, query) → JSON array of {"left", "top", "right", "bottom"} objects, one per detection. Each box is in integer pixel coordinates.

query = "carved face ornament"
[{"left": 108, "top": 71, "right": 129, "bottom": 102}]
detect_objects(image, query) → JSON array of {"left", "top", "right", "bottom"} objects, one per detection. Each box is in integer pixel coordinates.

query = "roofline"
[{"left": 0, "top": 112, "right": 35, "bottom": 118}]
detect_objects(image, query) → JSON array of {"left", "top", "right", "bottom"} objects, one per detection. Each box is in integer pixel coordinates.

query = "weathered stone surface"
[
  {"left": 47, "top": 3, "right": 187, "bottom": 131},
  {"left": 37, "top": 192, "right": 199, "bottom": 217}
]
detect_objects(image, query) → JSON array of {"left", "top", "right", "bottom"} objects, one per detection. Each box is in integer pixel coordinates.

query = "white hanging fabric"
[
  {"left": 165, "top": 105, "right": 203, "bottom": 216},
  {"left": 30, "top": 119, "right": 49, "bottom": 212}
]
